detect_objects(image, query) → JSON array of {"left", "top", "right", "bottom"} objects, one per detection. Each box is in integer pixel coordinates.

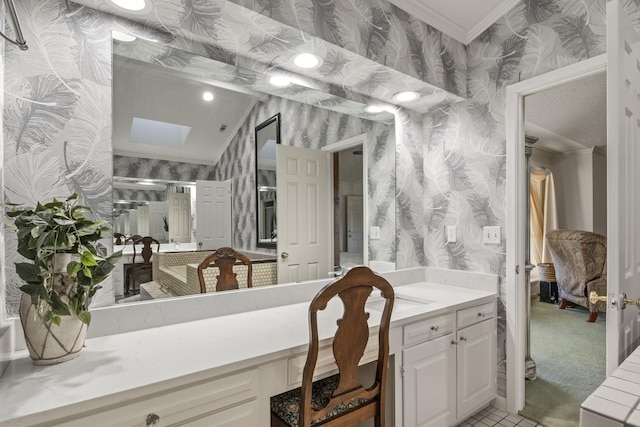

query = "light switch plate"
[
  {"left": 370, "top": 226, "right": 381, "bottom": 240},
  {"left": 446, "top": 225, "right": 456, "bottom": 243},
  {"left": 483, "top": 226, "right": 501, "bottom": 244}
]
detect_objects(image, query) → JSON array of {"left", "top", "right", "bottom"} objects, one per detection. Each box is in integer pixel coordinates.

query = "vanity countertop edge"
[{"left": 0, "top": 267, "right": 498, "bottom": 426}]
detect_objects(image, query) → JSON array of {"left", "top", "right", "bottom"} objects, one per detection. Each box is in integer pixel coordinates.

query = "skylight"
[{"left": 130, "top": 117, "right": 191, "bottom": 148}]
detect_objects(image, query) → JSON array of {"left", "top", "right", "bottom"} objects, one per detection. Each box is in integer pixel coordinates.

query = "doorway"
[
  {"left": 322, "top": 133, "right": 368, "bottom": 274},
  {"left": 518, "top": 71, "right": 607, "bottom": 426},
  {"left": 505, "top": 54, "right": 607, "bottom": 414}
]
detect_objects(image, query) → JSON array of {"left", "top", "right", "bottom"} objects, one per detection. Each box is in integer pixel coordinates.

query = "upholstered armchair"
[{"left": 546, "top": 230, "right": 607, "bottom": 322}]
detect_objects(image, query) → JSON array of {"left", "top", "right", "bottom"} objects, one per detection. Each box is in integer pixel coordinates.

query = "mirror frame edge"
[{"left": 255, "top": 113, "right": 281, "bottom": 249}]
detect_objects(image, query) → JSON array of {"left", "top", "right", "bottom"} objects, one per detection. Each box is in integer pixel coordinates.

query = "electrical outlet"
[
  {"left": 370, "top": 226, "right": 381, "bottom": 240},
  {"left": 446, "top": 225, "right": 457, "bottom": 243},
  {"left": 483, "top": 226, "right": 501, "bottom": 244}
]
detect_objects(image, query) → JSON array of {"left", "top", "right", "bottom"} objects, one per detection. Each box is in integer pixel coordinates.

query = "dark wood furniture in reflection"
[
  {"left": 124, "top": 234, "right": 142, "bottom": 244},
  {"left": 270, "top": 266, "right": 395, "bottom": 427},
  {"left": 126, "top": 236, "right": 160, "bottom": 295},
  {"left": 197, "top": 247, "right": 253, "bottom": 293},
  {"left": 114, "top": 233, "right": 125, "bottom": 245}
]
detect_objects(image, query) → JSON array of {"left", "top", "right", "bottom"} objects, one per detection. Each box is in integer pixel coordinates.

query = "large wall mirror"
[
  {"left": 255, "top": 114, "right": 280, "bottom": 249},
  {"left": 108, "top": 32, "right": 396, "bottom": 303}
]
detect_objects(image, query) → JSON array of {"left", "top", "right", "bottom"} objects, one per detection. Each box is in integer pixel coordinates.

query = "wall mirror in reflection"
[{"left": 255, "top": 113, "right": 280, "bottom": 249}]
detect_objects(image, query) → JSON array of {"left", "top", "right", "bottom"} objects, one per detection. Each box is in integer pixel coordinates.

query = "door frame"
[
  {"left": 505, "top": 54, "right": 606, "bottom": 413},
  {"left": 322, "top": 133, "right": 369, "bottom": 269}
]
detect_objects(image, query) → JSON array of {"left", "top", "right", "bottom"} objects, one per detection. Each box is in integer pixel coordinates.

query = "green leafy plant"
[
  {"left": 5, "top": 194, "right": 122, "bottom": 326},
  {"left": 162, "top": 214, "right": 169, "bottom": 232}
]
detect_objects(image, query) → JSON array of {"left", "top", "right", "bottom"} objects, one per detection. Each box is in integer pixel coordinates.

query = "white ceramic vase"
[{"left": 18, "top": 253, "right": 87, "bottom": 365}]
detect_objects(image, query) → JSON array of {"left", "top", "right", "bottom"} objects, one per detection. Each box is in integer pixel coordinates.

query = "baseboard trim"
[{"left": 492, "top": 396, "right": 508, "bottom": 412}]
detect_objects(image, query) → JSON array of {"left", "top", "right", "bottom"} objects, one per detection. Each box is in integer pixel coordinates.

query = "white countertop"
[{"left": 0, "top": 274, "right": 497, "bottom": 425}]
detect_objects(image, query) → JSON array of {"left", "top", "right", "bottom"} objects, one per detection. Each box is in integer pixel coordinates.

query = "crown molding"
[{"left": 388, "top": 0, "right": 519, "bottom": 45}]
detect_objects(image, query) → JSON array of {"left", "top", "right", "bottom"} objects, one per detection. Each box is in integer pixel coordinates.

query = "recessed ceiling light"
[
  {"left": 110, "top": 0, "right": 146, "bottom": 11},
  {"left": 112, "top": 31, "right": 137, "bottom": 42},
  {"left": 364, "top": 105, "right": 384, "bottom": 114},
  {"left": 202, "top": 91, "right": 214, "bottom": 102},
  {"left": 392, "top": 91, "right": 420, "bottom": 102},
  {"left": 293, "top": 53, "right": 322, "bottom": 69},
  {"left": 269, "top": 75, "right": 291, "bottom": 87}
]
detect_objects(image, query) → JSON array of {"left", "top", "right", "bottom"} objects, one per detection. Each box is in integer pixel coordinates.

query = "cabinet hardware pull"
[
  {"left": 430, "top": 325, "right": 439, "bottom": 332},
  {"left": 451, "top": 340, "right": 458, "bottom": 345},
  {"left": 146, "top": 413, "right": 160, "bottom": 426},
  {"left": 459, "top": 336, "right": 467, "bottom": 342},
  {"left": 477, "top": 312, "right": 486, "bottom": 318}
]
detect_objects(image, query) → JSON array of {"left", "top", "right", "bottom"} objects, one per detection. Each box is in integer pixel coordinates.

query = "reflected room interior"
[{"left": 110, "top": 34, "right": 396, "bottom": 304}]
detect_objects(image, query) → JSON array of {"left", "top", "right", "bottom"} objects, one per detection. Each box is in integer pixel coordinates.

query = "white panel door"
[
  {"left": 148, "top": 202, "right": 167, "bottom": 242},
  {"left": 346, "top": 195, "right": 363, "bottom": 253},
  {"left": 277, "top": 145, "right": 329, "bottom": 283},
  {"left": 196, "top": 180, "right": 232, "bottom": 250},
  {"left": 606, "top": 0, "right": 640, "bottom": 373},
  {"left": 168, "top": 192, "right": 192, "bottom": 243}
]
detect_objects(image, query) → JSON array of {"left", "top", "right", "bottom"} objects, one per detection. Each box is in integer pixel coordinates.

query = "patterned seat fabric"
[{"left": 270, "top": 375, "right": 371, "bottom": 427}]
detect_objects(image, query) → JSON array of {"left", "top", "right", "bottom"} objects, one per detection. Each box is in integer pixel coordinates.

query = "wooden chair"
[
  {"left": 197, "top": 247, "right": 252, "bottom": 293},
  {"left": 114, "top": 233, "right": 124, "bottom": 245},
  {"left": 270, "top": 266, "right": 395, "bottom": 427},
  {"left": 124, "top": 234, "right": 142, "bottom": 244},
  {"left": 126, "top": 236, "right": 159, "bottom": 295}
]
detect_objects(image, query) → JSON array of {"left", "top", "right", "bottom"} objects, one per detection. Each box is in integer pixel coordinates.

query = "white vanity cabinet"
[{"left": 402, "top": 300, "right": 497, "bottom": 427}]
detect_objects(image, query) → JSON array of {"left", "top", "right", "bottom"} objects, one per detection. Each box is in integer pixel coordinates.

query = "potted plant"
[{"left": 5, "top": 194, "right": 122, "bottom": 365}]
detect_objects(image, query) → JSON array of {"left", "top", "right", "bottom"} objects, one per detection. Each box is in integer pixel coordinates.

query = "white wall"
[{"left": 532, "top": 146, "right": 607, "bottom": 234}]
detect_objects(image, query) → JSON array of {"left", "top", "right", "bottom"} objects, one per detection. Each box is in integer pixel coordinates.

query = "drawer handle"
[
  {"left": 146, "top": 413, "right": 160, "bottom": 426},
  {"left": 478, "top": 312, "right": 486, "bottom": 318},
  {"left": 430, "top": 325, "right": 439, "bottom": 332},
  {"left": 459, "top": 336, "right": 467, "bottom": 342}
]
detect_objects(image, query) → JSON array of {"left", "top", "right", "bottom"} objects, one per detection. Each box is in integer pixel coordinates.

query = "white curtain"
[{"left": 530, "top": 168, "right": 558, "bottom": 281}]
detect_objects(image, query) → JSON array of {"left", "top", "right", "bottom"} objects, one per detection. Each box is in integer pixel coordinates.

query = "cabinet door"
[
  {"left": 456, "top": 319, "right": 496, "bottom": 420},
  {"left": 403, "top": 333, "right": 456, "bottom": 427}
]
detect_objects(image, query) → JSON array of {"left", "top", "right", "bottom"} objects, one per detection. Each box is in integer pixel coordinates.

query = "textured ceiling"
[{"left": 525, "top": 72, "right": 606, "bottom": 154}]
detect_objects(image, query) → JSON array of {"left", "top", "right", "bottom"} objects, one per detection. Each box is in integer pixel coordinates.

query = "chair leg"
[
  {"left": 587, "top": 312, "right": 598, "bottom": 322},
  {"left": 558, "top": 298, "right": 568, "bottom": 309}
]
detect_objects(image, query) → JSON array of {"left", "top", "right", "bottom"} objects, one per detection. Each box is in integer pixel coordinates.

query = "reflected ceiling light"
[
  {"left": 293, "top": 53, "right": 322, "bottom": 69},
  {"left": 112, "top": 31, "right": 136, "bottom": 42},
  {"left": 269, "top": 75, "right": 291, "bottom": 87},
  {"left": 392, "top": 91, "right": 420, "bottom": 102},
  {"left": 202, "top": 91, "right": 214, "bottom": 102},
  {"left": 110, "top": 0, "right": 146, "bottom": 11},
  {"left": 364, "top": 105, "right": 384, "bottom": 114}
]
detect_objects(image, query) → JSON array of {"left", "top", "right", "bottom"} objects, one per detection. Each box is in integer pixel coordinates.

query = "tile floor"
[{"left": 459, "top": 405, "right": 544, "bottom": 427}]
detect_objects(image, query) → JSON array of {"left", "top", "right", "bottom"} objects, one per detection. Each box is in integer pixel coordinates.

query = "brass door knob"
[
  {"left": 281, "top": 251, "right": 289, "bottom": 259},
  {"left": 589, "top": 291, "right": 607, "bottom": 305}
]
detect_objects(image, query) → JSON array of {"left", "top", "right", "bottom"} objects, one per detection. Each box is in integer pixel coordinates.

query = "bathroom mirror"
[{"left": 255, "top": 114, "right": 280, "bottom": 249}]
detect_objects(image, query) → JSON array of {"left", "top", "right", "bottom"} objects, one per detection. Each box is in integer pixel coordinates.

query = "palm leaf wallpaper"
[{"left": 4, "top": 0, "right": 640, "bottom": 398}]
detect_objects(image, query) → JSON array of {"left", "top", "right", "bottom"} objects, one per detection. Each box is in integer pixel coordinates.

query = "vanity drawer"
[
  {"left": 403, "top": 313, "right": 454, "bottom": 346},
  {"left": 457, "top": 301, "right": 496, "bottom": 329},
  {"left": 55, "top": 369, "right": 260, "bottom": 426}
]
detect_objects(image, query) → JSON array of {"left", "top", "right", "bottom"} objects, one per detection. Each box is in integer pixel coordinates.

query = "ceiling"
[
  {"left": 112, "top": 55, "right": 262, "bottom": 165},
  {"left": 524, "top": 72, "right": 607, "bottom": 154},
  {"left": 388, "top": 0, "right": 520, "bottom": 44}
]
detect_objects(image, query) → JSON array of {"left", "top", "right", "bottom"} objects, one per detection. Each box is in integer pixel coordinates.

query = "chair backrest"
[
  {"left": 114, "top": 233, "right": 124, "bottom": 245},
  {"left": 546, "top": 229, "right": 607, "bottom": 288},
  {"left": 132, "top": 236, "right": 160, "bottom": 264},
  {"left": 197, "top": 247, "right": 252, "bottom": 293},
  {"left": 125, "top": 234, "right": 142, "bottom": 244},
  {"left": 299, "top": 266, "right": 394, "bottom": 426}
]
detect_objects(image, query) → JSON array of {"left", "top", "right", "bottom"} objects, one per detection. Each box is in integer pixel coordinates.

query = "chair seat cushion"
[{"left": 270, "top": 374, "right": 371, "bottom": 426}]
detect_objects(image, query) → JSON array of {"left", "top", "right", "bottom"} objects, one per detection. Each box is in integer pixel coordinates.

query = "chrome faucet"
[{"left": 328, "top": 265, "right": 345, "bottom": 277}]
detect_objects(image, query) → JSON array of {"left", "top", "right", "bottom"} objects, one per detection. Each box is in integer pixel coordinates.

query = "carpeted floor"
[{"left": 519, "top": 297, "right": 606, "bottom": 427}]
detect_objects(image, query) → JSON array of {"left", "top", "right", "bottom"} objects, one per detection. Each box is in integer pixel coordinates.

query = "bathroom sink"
[{"left": 366, "top": 294, "right": 433, "bottom": 313}]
